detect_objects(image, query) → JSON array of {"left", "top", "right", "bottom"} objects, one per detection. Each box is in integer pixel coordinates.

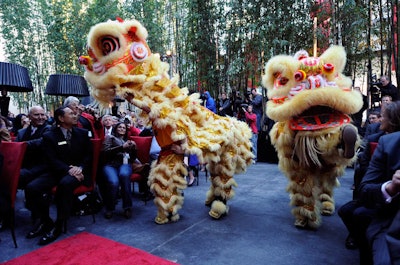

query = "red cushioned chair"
[
  {"left": 369, "top": 142, "right": 378, "bottom": 157},
  {"left": 129, "top": 136, "right": 152, "bottom": 203},
  {"left": 0, "top": 141, "right": 27, "bottom": 248},
  {"left": 52, "top": 138, "right": 102, "bottom": 231}
]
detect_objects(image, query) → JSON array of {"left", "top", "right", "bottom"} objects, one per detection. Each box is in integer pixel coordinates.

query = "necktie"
[
  {"left": 31, "top": 127, "right": 37, "bottom": 135},
  {"left": 66, "top": 130, "right": 72, "bottom": 146}
]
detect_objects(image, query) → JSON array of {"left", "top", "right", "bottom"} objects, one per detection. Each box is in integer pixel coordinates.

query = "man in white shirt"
[{"left": 102, "top": 114, "right": 113, "bottom": 136}]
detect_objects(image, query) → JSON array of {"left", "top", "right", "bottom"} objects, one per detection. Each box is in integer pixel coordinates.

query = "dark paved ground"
[{"left": 0, "top": 162, "right": 359, "bottom": 265}]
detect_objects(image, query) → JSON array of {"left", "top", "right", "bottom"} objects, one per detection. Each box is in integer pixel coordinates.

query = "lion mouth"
[
  {"left": 296, "top": 106, "right": 342, "bottom": 119},
  {"left": 290, "top": 106, "right": 350, "bottom": 131}
]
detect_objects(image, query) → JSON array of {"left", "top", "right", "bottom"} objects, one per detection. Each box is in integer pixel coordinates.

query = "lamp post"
[
  {"left": 0, "top": 62, "right": 33, "bottom": 116},
  {"left": 45, "top": 74, "right": 90, "bottom": 111}
]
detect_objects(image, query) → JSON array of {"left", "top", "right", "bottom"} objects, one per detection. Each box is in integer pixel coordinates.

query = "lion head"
[
  {"left": 261, "top": 46, "right": 363, "bottom": 130},
  {"left": 79, "top": 18, "right": 167, "bottom": 105}
]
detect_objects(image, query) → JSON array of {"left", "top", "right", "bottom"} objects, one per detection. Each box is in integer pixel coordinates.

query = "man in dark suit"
[
  {"left": 17, "top": 106, "right": 51, "bottom": 189},
  {"left": 25, "top": 106, "right": 92, "bottom": 245},
  {"left": 358, "top": 101, "right": 400, "bottom": 265},
  {"left": 16, "top": 106, "right": 51, "bottom": 235}
]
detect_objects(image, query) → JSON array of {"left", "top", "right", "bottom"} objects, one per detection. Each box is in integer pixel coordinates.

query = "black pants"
[
  {"left": 25, "top": 174, "right": 82, "bottom": 223},
  {"left": 55, "top": 174, "right": 82, "bottom": 221},
  {"left": 367, "top": 216, "right": 394, "bottom": 265},
  {"left": 25, "top": 174, "right": 57, "bottom": 222},
  {"left": 18, "top": 166, "right": 48, "bottom": 189},
  {"left": 338, "top": 200, "right": 377, "bottom": 265}
]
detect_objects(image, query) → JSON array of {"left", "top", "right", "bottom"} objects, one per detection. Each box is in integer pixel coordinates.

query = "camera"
[{"left": 370, "top": 82, "right": 382, "bottom": 87}]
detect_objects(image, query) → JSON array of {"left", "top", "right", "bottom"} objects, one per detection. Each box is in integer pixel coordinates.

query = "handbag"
[{"left": 71, "top": 190, "right": 103, "bottom": 216}]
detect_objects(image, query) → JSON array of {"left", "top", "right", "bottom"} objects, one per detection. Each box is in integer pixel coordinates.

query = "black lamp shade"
[
  {"left": 45, "top": 74, "right": 89, "bottom": 96},
  {"left": 0, "top": 62, "right": 33, "bottom": 92}
]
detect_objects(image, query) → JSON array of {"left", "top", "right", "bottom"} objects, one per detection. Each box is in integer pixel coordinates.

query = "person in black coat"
[
  {"left": 338, "top": 130, "right": 385, "bottom": 253},
  {"left": 358, "top": 101, "right": 400, "bottom": 265},
  {"left": 25, "top": 106, "right": 92, "bottom": 245},
  {"left": 16, "top": 106, "right": 51, "bottom": 189},
  {"left": 379, "top": 75, "right": 399, "bottom": 101}
]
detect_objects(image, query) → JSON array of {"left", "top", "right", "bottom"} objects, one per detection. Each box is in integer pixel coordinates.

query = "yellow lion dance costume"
[
  {"left": 79, "top": 18, "right": 253, "bottom": 224},
  {"left": 261, "top": 46, "right": 362, "bottom": 229}
]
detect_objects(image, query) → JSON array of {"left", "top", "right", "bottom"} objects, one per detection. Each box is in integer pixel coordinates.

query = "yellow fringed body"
[
  {"left": 80, "top": 18, "right": 253, "bottom": 224},
  {"left": 263, "top": 46, "right": 362, "bottom": 229}
]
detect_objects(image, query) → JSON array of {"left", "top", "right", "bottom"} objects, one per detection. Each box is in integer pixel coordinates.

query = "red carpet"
[{"left": 1, "top": 232, "right": 178, "bottom": 265}]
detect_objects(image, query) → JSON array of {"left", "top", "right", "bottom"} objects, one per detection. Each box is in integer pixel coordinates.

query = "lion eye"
[
  {"left": 99, "top": 36, "right": 120, "bottom": 56},
  {"left": 278, "top": 77, "right": 289, "bottom": 86}
]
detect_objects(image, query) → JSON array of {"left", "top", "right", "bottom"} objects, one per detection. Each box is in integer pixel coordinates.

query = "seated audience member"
[
  {"left": 126, "top": 118, "right": 141, "bottom": 137},
  {"left": 364, "top": 96, "right": 392, "bottom": 139},
  {"left": 10, "top": 113, "right": 28, "bottom": 136},
  {"left": 102, "top": 114, "right": 114, "bottom": 137},
  {"left": 0, "top": 115, "right": 11, "bottom": 142},
  {"left": 357, "top": 101, "right": 400, "bottom": 265},
  {"left": 339, "top": 129, "right": 386, "bottom": 251},
  {"left": 339, "top": 101, "right": 398, "bottom": 256},
  {"left": 25, "top": 106, "right": 92, "bottom": 245},
  {"left": 101, "top": 122, "right": 137, "bottom": 219},
  {"left": 367, "top": 111, "right": 381, "bottom": 125},
  {"left": 63, "top": 96, "right": 103, "bottom": 139},
  {"left": 16, "top": 106, "right": 51, "bottom": 189}
]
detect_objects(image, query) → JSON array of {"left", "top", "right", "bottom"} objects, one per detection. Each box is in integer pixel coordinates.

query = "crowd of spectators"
[{"left": 0, "top": 96, "right": 160, "bottom": 246}]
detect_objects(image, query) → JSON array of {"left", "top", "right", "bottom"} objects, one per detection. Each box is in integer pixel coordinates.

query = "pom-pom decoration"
[
  {"left": 323, "top": 63, "right": 334, "bottom": 74},
  {"left": 130, "top": 42, "right": 148, "bottom": 62},
  {"left": 294, "top": 70, "right": 307, "bottom": 82}
]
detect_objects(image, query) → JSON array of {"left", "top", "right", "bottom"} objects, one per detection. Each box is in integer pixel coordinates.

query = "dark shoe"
[
  {"left": 342, "top": 125, "right": 357, "bottom": 158},
  {"left": 345, "top": 235, "right": 358, "bottom": 249},
  {"left": 104, "top": 211, "right": 113, "bottom": 219},
  {"left": 124, "top": 208, "right": 132, "bottom": 219},
  {"left": 39, "top": 226, "right": 62, "bottom": 245},
  {"left": 26, "top": 221, "right": 52, "bottom": 239}
]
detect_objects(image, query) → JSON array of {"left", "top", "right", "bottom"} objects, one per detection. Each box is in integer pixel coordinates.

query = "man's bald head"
[{"left": 29, "top": 106, "right": 46, "bottom": 127}]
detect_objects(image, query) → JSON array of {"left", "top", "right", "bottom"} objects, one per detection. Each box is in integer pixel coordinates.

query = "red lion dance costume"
[
  {"left": 79, "top": 18, "right": 253, "bottom": 224},
  {"left": 262, "top": 46, "right": 362, "bottom": 229}
]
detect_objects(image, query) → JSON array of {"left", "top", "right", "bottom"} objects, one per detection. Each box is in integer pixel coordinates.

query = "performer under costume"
[
  {"left": 79, "top": 18, "right": 253, "bottom": 224},
  {"left": 261, "top": 46, "right": 363, "bottom": 229}
]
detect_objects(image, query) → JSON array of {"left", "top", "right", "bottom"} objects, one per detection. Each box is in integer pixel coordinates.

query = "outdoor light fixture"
[
  {"left": 45, "top": 74, "right": 90, "bottom": 96},
  {"left": 0, "top": 62, "right": 33, "bottom": 92}
]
